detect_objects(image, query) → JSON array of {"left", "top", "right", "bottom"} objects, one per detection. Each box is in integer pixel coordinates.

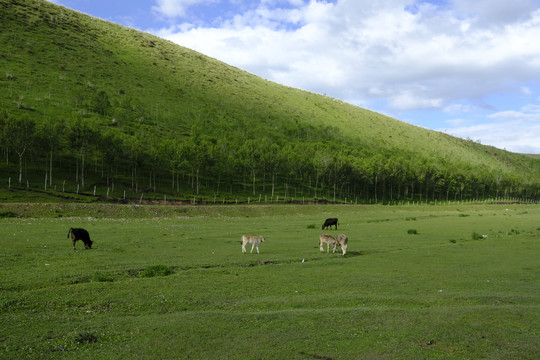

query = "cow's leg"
[
  {"left": 242, "top": 243, "right": 246, "bottom": 253},
  {"left": 255, "top": 245, "right": 260, "bottom": 254},
  {"left": 72, "top": 239, "right": 76, "bottom": 250},
  {"left": 250, "top": 243, "right": 255, "bottom": 253}
]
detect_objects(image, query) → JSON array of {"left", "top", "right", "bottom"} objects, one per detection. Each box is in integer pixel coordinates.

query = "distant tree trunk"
[
  {"left": 252, "top": 169, "right": 256, "bottom": 196},
  {"left": 374, "top": 174, "right": 378, "bottom": 203},
  {"left": 49, "top": 149, "right": 53, "bottom": 186},
  {"left": 81, "top": 152, "right": 85, "bottom": 188},
  {"left": 215, "top": 173, "right": 221, "bottom": 196},
  {"left": 16, "top": 149, "right": 25, "bottom": 184},
  {"left": 196, "top": 168, "right": 200, "bottom": 195},
  {"left": 44, "top": 154, "right": 48, "bottom": 190},
  {"left": 272, "top": 173, "right": 275, "bottom": 198}
]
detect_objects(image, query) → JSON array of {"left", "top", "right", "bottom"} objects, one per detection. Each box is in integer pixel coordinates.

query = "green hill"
[{"left": 1, "top": 0, "right": 539, "bottom": 203}]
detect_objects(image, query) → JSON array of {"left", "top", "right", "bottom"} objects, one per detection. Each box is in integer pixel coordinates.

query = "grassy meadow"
[{"left": 0, "top": 203, "right": 539, "bottom": 359}]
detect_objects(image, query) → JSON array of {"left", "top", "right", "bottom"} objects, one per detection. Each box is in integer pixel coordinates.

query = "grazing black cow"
[
  {"left": 68, "top": 227, "right": 93, "bottom": 250},
  {"left": 322, "top": 218, "right": 338, "bottom": 230}
]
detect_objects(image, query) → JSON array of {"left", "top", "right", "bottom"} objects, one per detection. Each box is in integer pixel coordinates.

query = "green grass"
[{"left": 1, "top": 203, "right": 539, "bottom": 359}]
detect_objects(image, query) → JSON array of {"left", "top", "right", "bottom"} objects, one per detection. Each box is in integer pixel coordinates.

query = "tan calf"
[
  {"left": 319, "top": 234, "right": 337, "bottom": 253},
  {"left": 241, "top": 235, "right": 265, "bottom": 254},
  {"left": 336, "top": 234, "right": 348, "bottom": 255}
]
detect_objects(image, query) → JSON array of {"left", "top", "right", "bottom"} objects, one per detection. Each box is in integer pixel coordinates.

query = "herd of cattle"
[{"left": 69, "top": 217, "right": 348, "bottom": 256}]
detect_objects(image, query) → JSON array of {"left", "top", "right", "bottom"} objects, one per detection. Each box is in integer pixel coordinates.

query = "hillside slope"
[{"left": 1, "top": 0, "right": 539, "bottom": 203}]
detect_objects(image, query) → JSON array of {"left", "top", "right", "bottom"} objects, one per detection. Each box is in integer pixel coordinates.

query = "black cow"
[
  {"left": 68, "top": 227, "right": 93, "bottom": 250},
  {"left": 322, "top": 218, "right": 338, "bottom": 230}
]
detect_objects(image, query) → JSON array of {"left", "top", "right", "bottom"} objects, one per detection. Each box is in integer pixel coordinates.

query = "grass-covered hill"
[{"left": 1, "top": 0, "right": 539, "bottom": 203}]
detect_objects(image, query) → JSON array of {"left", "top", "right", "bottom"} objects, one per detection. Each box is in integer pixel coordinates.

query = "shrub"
[
  {"left": 139, "top": 265, "right": 174, "bottom": 278},
  {"left": 307, "top": 224, "right": 316, "bottom": 229},
  {"left": 0, "top": 211, "right": 16, "bottom": 218},
  {"left": 74, "top": 332, "right": 98, "bottom": 344},
  {"left": 471, "top": 232, "right": 482, "bottom": 240},
  {"left": 407, "top": 229, "right": 417, "bottom": 234}
]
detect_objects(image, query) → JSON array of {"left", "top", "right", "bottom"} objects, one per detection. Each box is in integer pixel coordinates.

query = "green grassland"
[{"left": 1, "top": 203, "right": 539, "bottom": 359}]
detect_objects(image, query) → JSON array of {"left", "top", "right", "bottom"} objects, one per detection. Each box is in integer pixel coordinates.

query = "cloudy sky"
[{"left": 46, "top": 0, "right": 540, "bottom": 153}]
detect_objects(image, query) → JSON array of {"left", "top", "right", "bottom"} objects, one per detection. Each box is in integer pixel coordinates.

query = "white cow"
[
  {"left": 241, "top": 235, "right": 266, "bottom": 254},
  {"left": 319, "top": 234, "right": 337, "bottom": 253},
  {"left": 336, "top": 234, "right": 348, "bottom": 255}
]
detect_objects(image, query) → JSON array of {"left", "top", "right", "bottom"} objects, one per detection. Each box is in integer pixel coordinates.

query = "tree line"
[{"left": 1, "top": 112, "right": 539, "bottom": 203}]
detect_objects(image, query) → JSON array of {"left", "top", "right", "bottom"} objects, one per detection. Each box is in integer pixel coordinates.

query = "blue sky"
[{"left": 46, "top": 0, "right": 540, "bottom": 153}]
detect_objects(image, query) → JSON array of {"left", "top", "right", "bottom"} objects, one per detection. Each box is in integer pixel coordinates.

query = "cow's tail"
[{"left": 67, "top": 227, "right": 73, "bottom": 238}]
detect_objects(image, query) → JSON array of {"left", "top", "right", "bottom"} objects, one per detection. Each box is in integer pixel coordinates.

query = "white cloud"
[
  {"left": 449, "top": 122, "right": 540, "bottom": 154},
  {"left": 488, "top": 106, "right": 540, "bottom": 122},
  {"left": 152, "top": 0, "right": 216, "bottom": 18},
  {"left": 447, "top": 104, "right": 540, "bottom": 153},
  {"left": 444, "top": 104, "right": 474, "bottom": 114},
  {"left": 445, "top": 118, "right": 466, "bottom": 127},
  {"left": 452, "top": 0, "right": 539, "bottom": 26}
]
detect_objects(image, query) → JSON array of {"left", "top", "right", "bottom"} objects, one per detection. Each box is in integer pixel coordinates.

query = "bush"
[
  {"left": 139, "top": 265, "right": 174, "bottom": 278},
  {"left": 0, "top": 211, "right": 17, "bottom": 218},
  {"left": 307, "top": 224, "right": 316, "bottom": 229},
  {"left": 74, "top": 332, "right": 98, "bottom": 344},
  {"left": 407, "top": 229, "right": 417, "bottom": 234},
  {"left": 471, "top": 232, "right": 482, "bottom": 240}
]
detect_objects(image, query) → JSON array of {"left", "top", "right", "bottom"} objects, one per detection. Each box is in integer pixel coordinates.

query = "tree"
[
  {"left": 68, "top": 117, "right": 96, "bottom": 189},
  {"left": 3, "top": 116, "right": 35, "bottom": 184},
  {"left": 92, "top": 90, "right": 111, "bottom": 116},
  {"left": 261, "top": 140, "right": 281, "bottom": 197},
  {"left": 238, "top": 139, "right": 261, "bottom": 196},
  {"left": 38, "top": 118, "right": 65, "bottom": 189},
  {"left": 100, "top": 129, "right": 124, "bottom": 189}
]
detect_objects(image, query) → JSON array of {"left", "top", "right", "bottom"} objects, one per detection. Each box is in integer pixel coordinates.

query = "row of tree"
[{"left": 1, "top": 113, "right": 539, "bottom": 202}]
